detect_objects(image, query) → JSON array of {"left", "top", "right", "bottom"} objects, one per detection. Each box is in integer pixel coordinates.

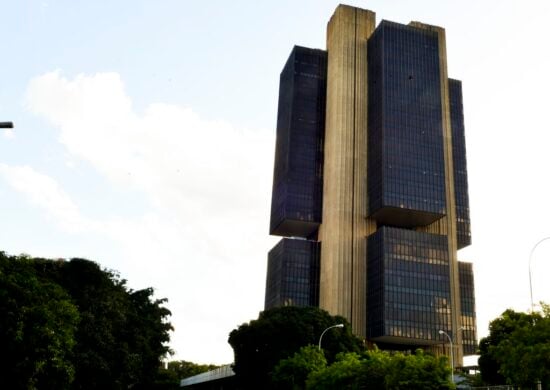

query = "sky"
[{"left": 1, "top": 0, "right": 550, "bottom": 365}]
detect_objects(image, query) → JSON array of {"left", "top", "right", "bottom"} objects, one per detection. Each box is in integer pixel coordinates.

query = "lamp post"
[
  {"left": 0, "top": 122, "right": 13, "bottom": 128},
  {"left": 318, "top": 323, "right": 344, "bottom": 350},
  {"left": 529, "top": 237, "right": 550, "bottom": 313},
  {"left": 439, "top": 330, "right": 454, "bottom": 384}
]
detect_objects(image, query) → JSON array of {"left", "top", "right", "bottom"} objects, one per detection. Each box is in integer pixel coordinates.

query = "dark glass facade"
[
  {"left": 459, "top": 261, "right": 477, "bottom": 355},
  {"left": 449, "top": 79, "right": 472, "bottom": 249},
  {"left": 367, "top": 227, "right": 451, "bottom": 344},
  {"left": 264, "top": 238, "right": 320, "bottom": 309},
  {"left": 269, "top": 46, "right": 327, "bottom": 238},
  {"left": 367, "top": 21, "right": 446, "bottom": 228}
]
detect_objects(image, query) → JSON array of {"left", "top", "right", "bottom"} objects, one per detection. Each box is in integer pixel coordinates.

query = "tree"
[
  {"left": 355, "top": 347, "right": 392, "bottom": 389},
  {"left": 271, "top": 345, "right": 327, "bottom": 389},
  {"left": 305, "top": 352, "right": 363, "bottom": 390},
  {"left": 0, "top": 253, "right": 173, "bottom": 389},
  {"left": 152, "top": 360, "right": 221, "bottom": 390},
  {"left": 306, "top": 349, "right": 454, "bottom": 390},
  {"left": 54, "top": 258, "right": 174, "bottom": 389},
  {"left": 0, "top": 252, "right": 79, "bottom": 389},
  {"left": 478, "top": 309, "right": 532, "bottom": 385},
  {"left": 165, "top": 360, "right": 219, "bottom": 380},
  {"left": 479, "top": 306, "right": 550, "bottom": 389},
  {"left": 227, "top": 306, "right": 363, "bottom": 389},
  {"left": 384, "top": 349, "right": 453, "bottom": 390}
]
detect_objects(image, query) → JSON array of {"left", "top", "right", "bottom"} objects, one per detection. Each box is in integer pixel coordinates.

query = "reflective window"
[
  {"left": 265, "top": 238, "right": 320, "bottom": 309},
  {"left": 368, "top": 21, "right": 446, "bottom": 226},
  {"left": 459, "top": 261, "right": 477, "bottom": 355},
  {"left": 367, "top": 226, "right": 452, "bottom": 341},
  {"left": 270, "top": 46, "right": 327, "bottom": 238},
  {"left": 449, "top": 79, "right": 472, "bottom": 249}
]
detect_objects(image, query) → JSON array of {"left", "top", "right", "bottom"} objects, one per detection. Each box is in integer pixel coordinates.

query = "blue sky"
[{"left": 1, "top": 0, "right": 550, "bottom": 364}]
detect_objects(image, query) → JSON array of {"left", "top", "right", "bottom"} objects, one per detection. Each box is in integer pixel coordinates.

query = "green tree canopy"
[
  {"left": 383, "top": 349, "right": 453, "bottom": 390},
  {"left": 479, "top": 305, "right": 550, "bottom": 389},
  {"left": 153, "top": 360, "right": 220, "bottom": 389},
  {"left": 0, "top": 252, "right": 173, "bottom": 389},
  {"left": 306, "top": 349, "right": 454, "bottom": 390},
  {"left": 227, "top": 306, "right": 363, "bottom": 389},
  {"left": 271, "top": 345, "right": 327, "bottom": 390},
  {"left": 165, "top": 360, "right": 219, "bottom": 380},
  {"left": 305, "top": 352, "right": 363, "bottom": 390},
  {"left": 0, "top": 252, "right": 79, "bottom": 389}
]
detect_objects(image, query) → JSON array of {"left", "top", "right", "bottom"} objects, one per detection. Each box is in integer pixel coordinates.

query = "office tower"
[{"left": 265, "top": 5, "right": 476, "bottom": 365}]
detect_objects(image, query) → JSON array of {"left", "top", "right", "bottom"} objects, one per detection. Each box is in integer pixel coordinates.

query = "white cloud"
[
  {"left": 26, "top": 71, "right": 273, "bottom": 225},
  {"left": 0, "top": 164, "right": 89, "bottom": 233},
  {"left": 22, "top": 70, "right": 277, "bottom": 363}
]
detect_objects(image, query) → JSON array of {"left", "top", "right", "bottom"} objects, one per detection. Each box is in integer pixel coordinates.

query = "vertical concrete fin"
[{"left": 320, "top": 5, "right": 375, "bottom": 338}]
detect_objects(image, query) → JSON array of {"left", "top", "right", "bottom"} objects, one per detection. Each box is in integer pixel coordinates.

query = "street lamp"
[
  {"left": 439, "top": 330, "right": 454, "bottom": 384},
  {"left": 318, "top": 323, "right": 344, "bottom": 350},
  {"left": 529, "top": 237, "right": 550, "bottom": 313},
  {"left": 0, "top": 122, "right": 13, "bottom": 128}
]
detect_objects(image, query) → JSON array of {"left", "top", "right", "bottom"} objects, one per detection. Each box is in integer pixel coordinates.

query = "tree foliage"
[
  {"left": 228, "top": 306, "right": 363, "bottom": 389},
  {"left": 271, "top": 345, "right": 327, "bottom": 389},
  {"left": 306, "top": 349, "right": 453, "bottom": 390},
  {"left": 0, "top": 252, "right": 173, "bottom": 389},
  {"left": 383, "top": 349, "right": 453, "bottom": 390},
  {"left": 479, "top": 305, "right": 550, "bottom": 389},
  {"left": 305, "top": 352, "right": 363, "bottom": 390},
  {"left": 151, "top": 361, "right": 220, "bottom": 390},
  {"left": 165, "top": 360, "right": 219, "bottom": 380},
  {"left": 0, "top": 253, "right": 79, "bottom": 389},
  {"left": 228, "top": 306, "right": 454, "bottom": 389}
]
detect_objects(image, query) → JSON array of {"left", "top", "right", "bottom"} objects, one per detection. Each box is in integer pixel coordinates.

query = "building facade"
[
  {"left": 265, "top": 5, "right": 476, "bottom": 365},
  {"left": 265, "top": 238, "right": 320, "bottom": 309}
]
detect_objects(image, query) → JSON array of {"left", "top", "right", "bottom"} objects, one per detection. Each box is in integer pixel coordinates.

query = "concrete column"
[{"left": 319, "top": 5, "right": 376, "bottom": 338}]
